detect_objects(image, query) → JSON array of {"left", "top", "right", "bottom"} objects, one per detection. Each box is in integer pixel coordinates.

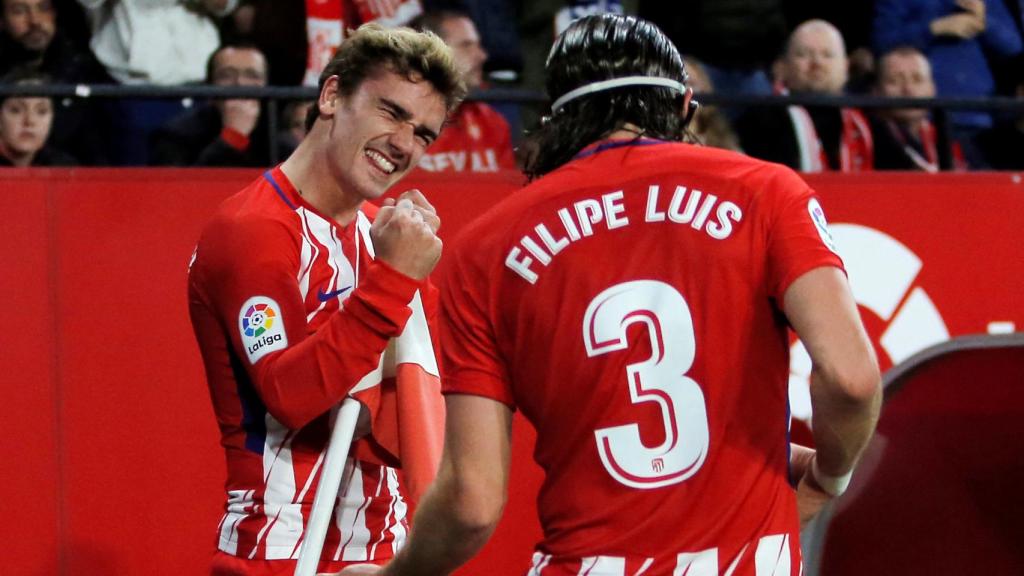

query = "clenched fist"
[{"left": 371, "top": 198, "right": 442, "bottom": 280}]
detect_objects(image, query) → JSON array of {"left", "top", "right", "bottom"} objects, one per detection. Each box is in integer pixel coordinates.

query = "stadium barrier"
[
  {"left": 1, "top": 168, "right": 1021, "bottom": 575},
  {"left": 3, "top": 83, "right": 1024, "bottom": 168}
]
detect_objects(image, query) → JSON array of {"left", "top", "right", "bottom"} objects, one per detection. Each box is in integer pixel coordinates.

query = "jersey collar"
[{"left": 573, "top": 137, "right": 670, "bottom": 160}]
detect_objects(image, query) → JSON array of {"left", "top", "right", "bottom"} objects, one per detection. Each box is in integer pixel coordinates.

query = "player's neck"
[
  {"left": 604, "top": 123, "right": 647, "bottom": 140},
  {"left": 279, "top": 136, "right": 362, "bottom": 227}
]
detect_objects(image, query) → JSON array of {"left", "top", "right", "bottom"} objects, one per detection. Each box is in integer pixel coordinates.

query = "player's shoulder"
[
  {"left": 672, "top": 143, "right": 814, "bottom": 201},
  {"left": 197, "top": 173, "right": 301, "bottom": 257},
  {"left": 212, "top": 173, "right": 299, "bottom": 228}
]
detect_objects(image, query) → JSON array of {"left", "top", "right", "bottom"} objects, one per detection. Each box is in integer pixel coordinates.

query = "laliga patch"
[
  {"left": 239, "top": 296, "right": 288, "bottom": 364},
  {"left": 807, "top": 198, "right": 839, "bottom": 254}
]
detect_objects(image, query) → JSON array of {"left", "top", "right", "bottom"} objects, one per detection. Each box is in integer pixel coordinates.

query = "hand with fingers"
[
  {"left": 380, "top": 189, "right": 441, "bottom": 234},
  {"left": 931, "top": 0, "right": 987, "bottom": 39},
  {"left": 793, "top": 451, "right": 848, "bottom": 530},
  {"left": 371, "top": 198, "right": 442, "bottom": 280}
]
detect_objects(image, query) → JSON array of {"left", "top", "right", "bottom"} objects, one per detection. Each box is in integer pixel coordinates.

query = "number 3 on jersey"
[{"left": 584, "top": 280, "right": 710, "bottom": 489}]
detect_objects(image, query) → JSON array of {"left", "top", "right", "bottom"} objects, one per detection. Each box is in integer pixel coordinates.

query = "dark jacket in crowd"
[
  {"left": 735, "top": 105, "right": 842, "bottom": 168},
  {"left": 869, "top": 116, "right": 936, "bottom": 171},
  {"left": 0, "top": 146, "right": 77, "bottom": 167},
  {"left": 638, "top": 0, "right": 788, "bottom": 70},
  {"left": 977, "top": 122, "right": 1024, "bottom": 169},
  {"left": 149, "top": 103, "right": 271, "bottom": 167},
  {"left": 0, "top": 33, "right": 115, "bottom": 165}
]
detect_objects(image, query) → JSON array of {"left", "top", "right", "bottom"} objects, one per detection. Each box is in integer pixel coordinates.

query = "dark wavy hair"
[{"left": 524, "top": 14, "right": 692, "bottom": 179}]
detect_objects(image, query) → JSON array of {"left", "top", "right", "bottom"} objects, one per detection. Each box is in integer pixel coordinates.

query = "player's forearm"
[
  {"left": 808, "top": 365, "right": 881, "bottom": 476},
  {"left": 384, "top": 468, "right": 500, "bottom": 576},
  {"left": 255, "top": 261, "right": 421, "bottom": 429}
]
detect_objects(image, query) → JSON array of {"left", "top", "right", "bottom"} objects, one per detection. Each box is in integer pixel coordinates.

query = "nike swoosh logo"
[{"left": 316, "top": 285, "right": 352, "bottom": 302}]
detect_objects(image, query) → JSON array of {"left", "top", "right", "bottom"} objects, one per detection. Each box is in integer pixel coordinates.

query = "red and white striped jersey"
[
  {"left": 440, "top": 139, "right": 845, "bottom": 574},
  {"left": 189, "top": 166, "right": 424, "bottom": 567}
]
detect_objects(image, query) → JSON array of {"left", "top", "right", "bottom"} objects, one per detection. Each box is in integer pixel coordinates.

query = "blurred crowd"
[{"left": 0, "top": 0, "right": 1021, "bottom": 170}]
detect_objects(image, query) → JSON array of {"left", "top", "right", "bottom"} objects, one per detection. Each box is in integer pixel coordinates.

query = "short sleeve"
[
  {"left": 438, "top": 240, "right": 516, "bottom": 409},
  {"left": 766, "top": 177, "right": 846, "bottom": 301}
]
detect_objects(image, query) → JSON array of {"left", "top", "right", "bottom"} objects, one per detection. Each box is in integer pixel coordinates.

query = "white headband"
[{"left": 550, "top": 75, "right": 687, "bottom": 112}]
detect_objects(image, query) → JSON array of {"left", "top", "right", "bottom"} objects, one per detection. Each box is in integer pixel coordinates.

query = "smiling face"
[
  {"left": 0, "top": 95, "right": 53, "bottom": 161},
  {"left": 321, "top": 69, "right": 447, "bottom": 203}
]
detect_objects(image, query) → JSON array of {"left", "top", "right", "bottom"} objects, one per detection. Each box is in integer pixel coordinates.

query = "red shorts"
[{"left": 211, "top": 551, "right": 388, "bottom": 575}]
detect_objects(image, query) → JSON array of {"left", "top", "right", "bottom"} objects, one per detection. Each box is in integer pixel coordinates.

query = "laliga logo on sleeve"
[
  {"left": 239, "top": 296, "right": 288, "bottom": 364},
  {"left": 808, "top": 198, "right": 839, "bottom": 254}
]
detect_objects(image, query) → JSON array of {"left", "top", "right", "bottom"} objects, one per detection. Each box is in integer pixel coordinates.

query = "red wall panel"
[
  {"left": 1, "top": 168, "right": 1022, "bottom": 575},
  {"left": 0, "top": 171, "right": 59, "bottom": 575},
  {"left": 50, "top": 170, "right": 254, "bottom": 575}
]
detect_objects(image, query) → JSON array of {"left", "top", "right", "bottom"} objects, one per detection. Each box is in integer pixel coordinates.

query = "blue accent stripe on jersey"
[
  {"left": 230, "top": 352, "right": 268, "bottom": 454},
  {"left": 263, "top": 170, "right": 297, "bottom": 210},
  {"left": 572, "top": 138, "right": 670, "bottom": 161}
]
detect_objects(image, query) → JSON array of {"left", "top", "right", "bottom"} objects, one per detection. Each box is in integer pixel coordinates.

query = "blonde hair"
[{"left": 305, "top": 23, "right": 466, "bottom": 130}]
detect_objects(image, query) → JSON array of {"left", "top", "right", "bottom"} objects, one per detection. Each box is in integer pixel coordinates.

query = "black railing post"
[
  {"left": 933, "top": 107, "right": 954, "bottom": 171},
  {"left": 267, "top": 97, "right": 280, "bottom": 163}
]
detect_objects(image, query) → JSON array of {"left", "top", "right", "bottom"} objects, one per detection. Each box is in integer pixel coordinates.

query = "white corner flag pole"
[{"left": 294, "top": 397, "right": 363, "bottom": 576}]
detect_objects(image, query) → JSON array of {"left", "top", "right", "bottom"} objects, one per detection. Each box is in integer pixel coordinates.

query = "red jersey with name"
[
  {"left": 440, "top": 139, "right": 845, "bottom": 575},
  {"left": 189, "top": 166, "right": 425, "bottom": 570},
  {"left": 417, "top": 101, "right": 516, "bottom": 173}
]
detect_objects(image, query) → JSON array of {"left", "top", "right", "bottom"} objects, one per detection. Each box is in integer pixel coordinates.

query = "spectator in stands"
[
  {"left": 220, "top": 0, "right": 306, "bottom": 85},
  {"left": 150, "top": 43, "right": 270, "bottom": 167},
  {"left": 783, "top": 3, "right": 877, "bottom": 93},
  {"left": 0, "top": 0, "right": 57, "bottom": 71},
  {"left": 77, "top": 0, "right": 238, "bottom": 85},
  {"left": 303, "top": 0, "right": 423, "bottom": 86},
  {"left": 1, "top": 0, "right": 101, "bottom": 79},
  {"left": 0, "top": 69, "right": 75, "bottom": 166},
  {"left": 276, "top": 99, "right": 312, "bottom": 158},
  {"left": 978, "top": 63, "right": 1024, "bottom": 169},
  {"left": 411, "top": 9, "right": 516, "bottom": 173},
  {"left": 869, "top": 47, "right": 952, "bottom": 172},
  {"left": 684, "top": 55, "right": 743, "bottom": 152},
  {"left": 79, "top": 0, "right": 242, "bottom": 165},
  {"left": 873, "top": 0, "right": 1024, "bottom": 167},
  {"left": 736, "top": 19, "right": 874, "bottom": 172},
  {"left": 0, "top": 0, "right": 113, "bottom": 164}
]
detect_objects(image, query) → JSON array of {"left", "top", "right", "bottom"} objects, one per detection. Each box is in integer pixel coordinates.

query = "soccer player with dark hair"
[{"left": 341, "top": 14, "right": 880, "bottom": 576}]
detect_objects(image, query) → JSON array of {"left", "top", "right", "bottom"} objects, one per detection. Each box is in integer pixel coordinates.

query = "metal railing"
[{"left": 2, "top": 83, "right": 1021, "bottom": 168}]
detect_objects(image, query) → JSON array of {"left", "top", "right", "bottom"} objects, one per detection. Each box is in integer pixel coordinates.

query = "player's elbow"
[
  {"left": 260, "top": 383, "right": 317, "bottom": 431},
  {"left": 446, "top": 473, "right": 506, "bottom": 538},
  {"left": 813, "top": 356, "right": 882, "bottom": 408}
]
